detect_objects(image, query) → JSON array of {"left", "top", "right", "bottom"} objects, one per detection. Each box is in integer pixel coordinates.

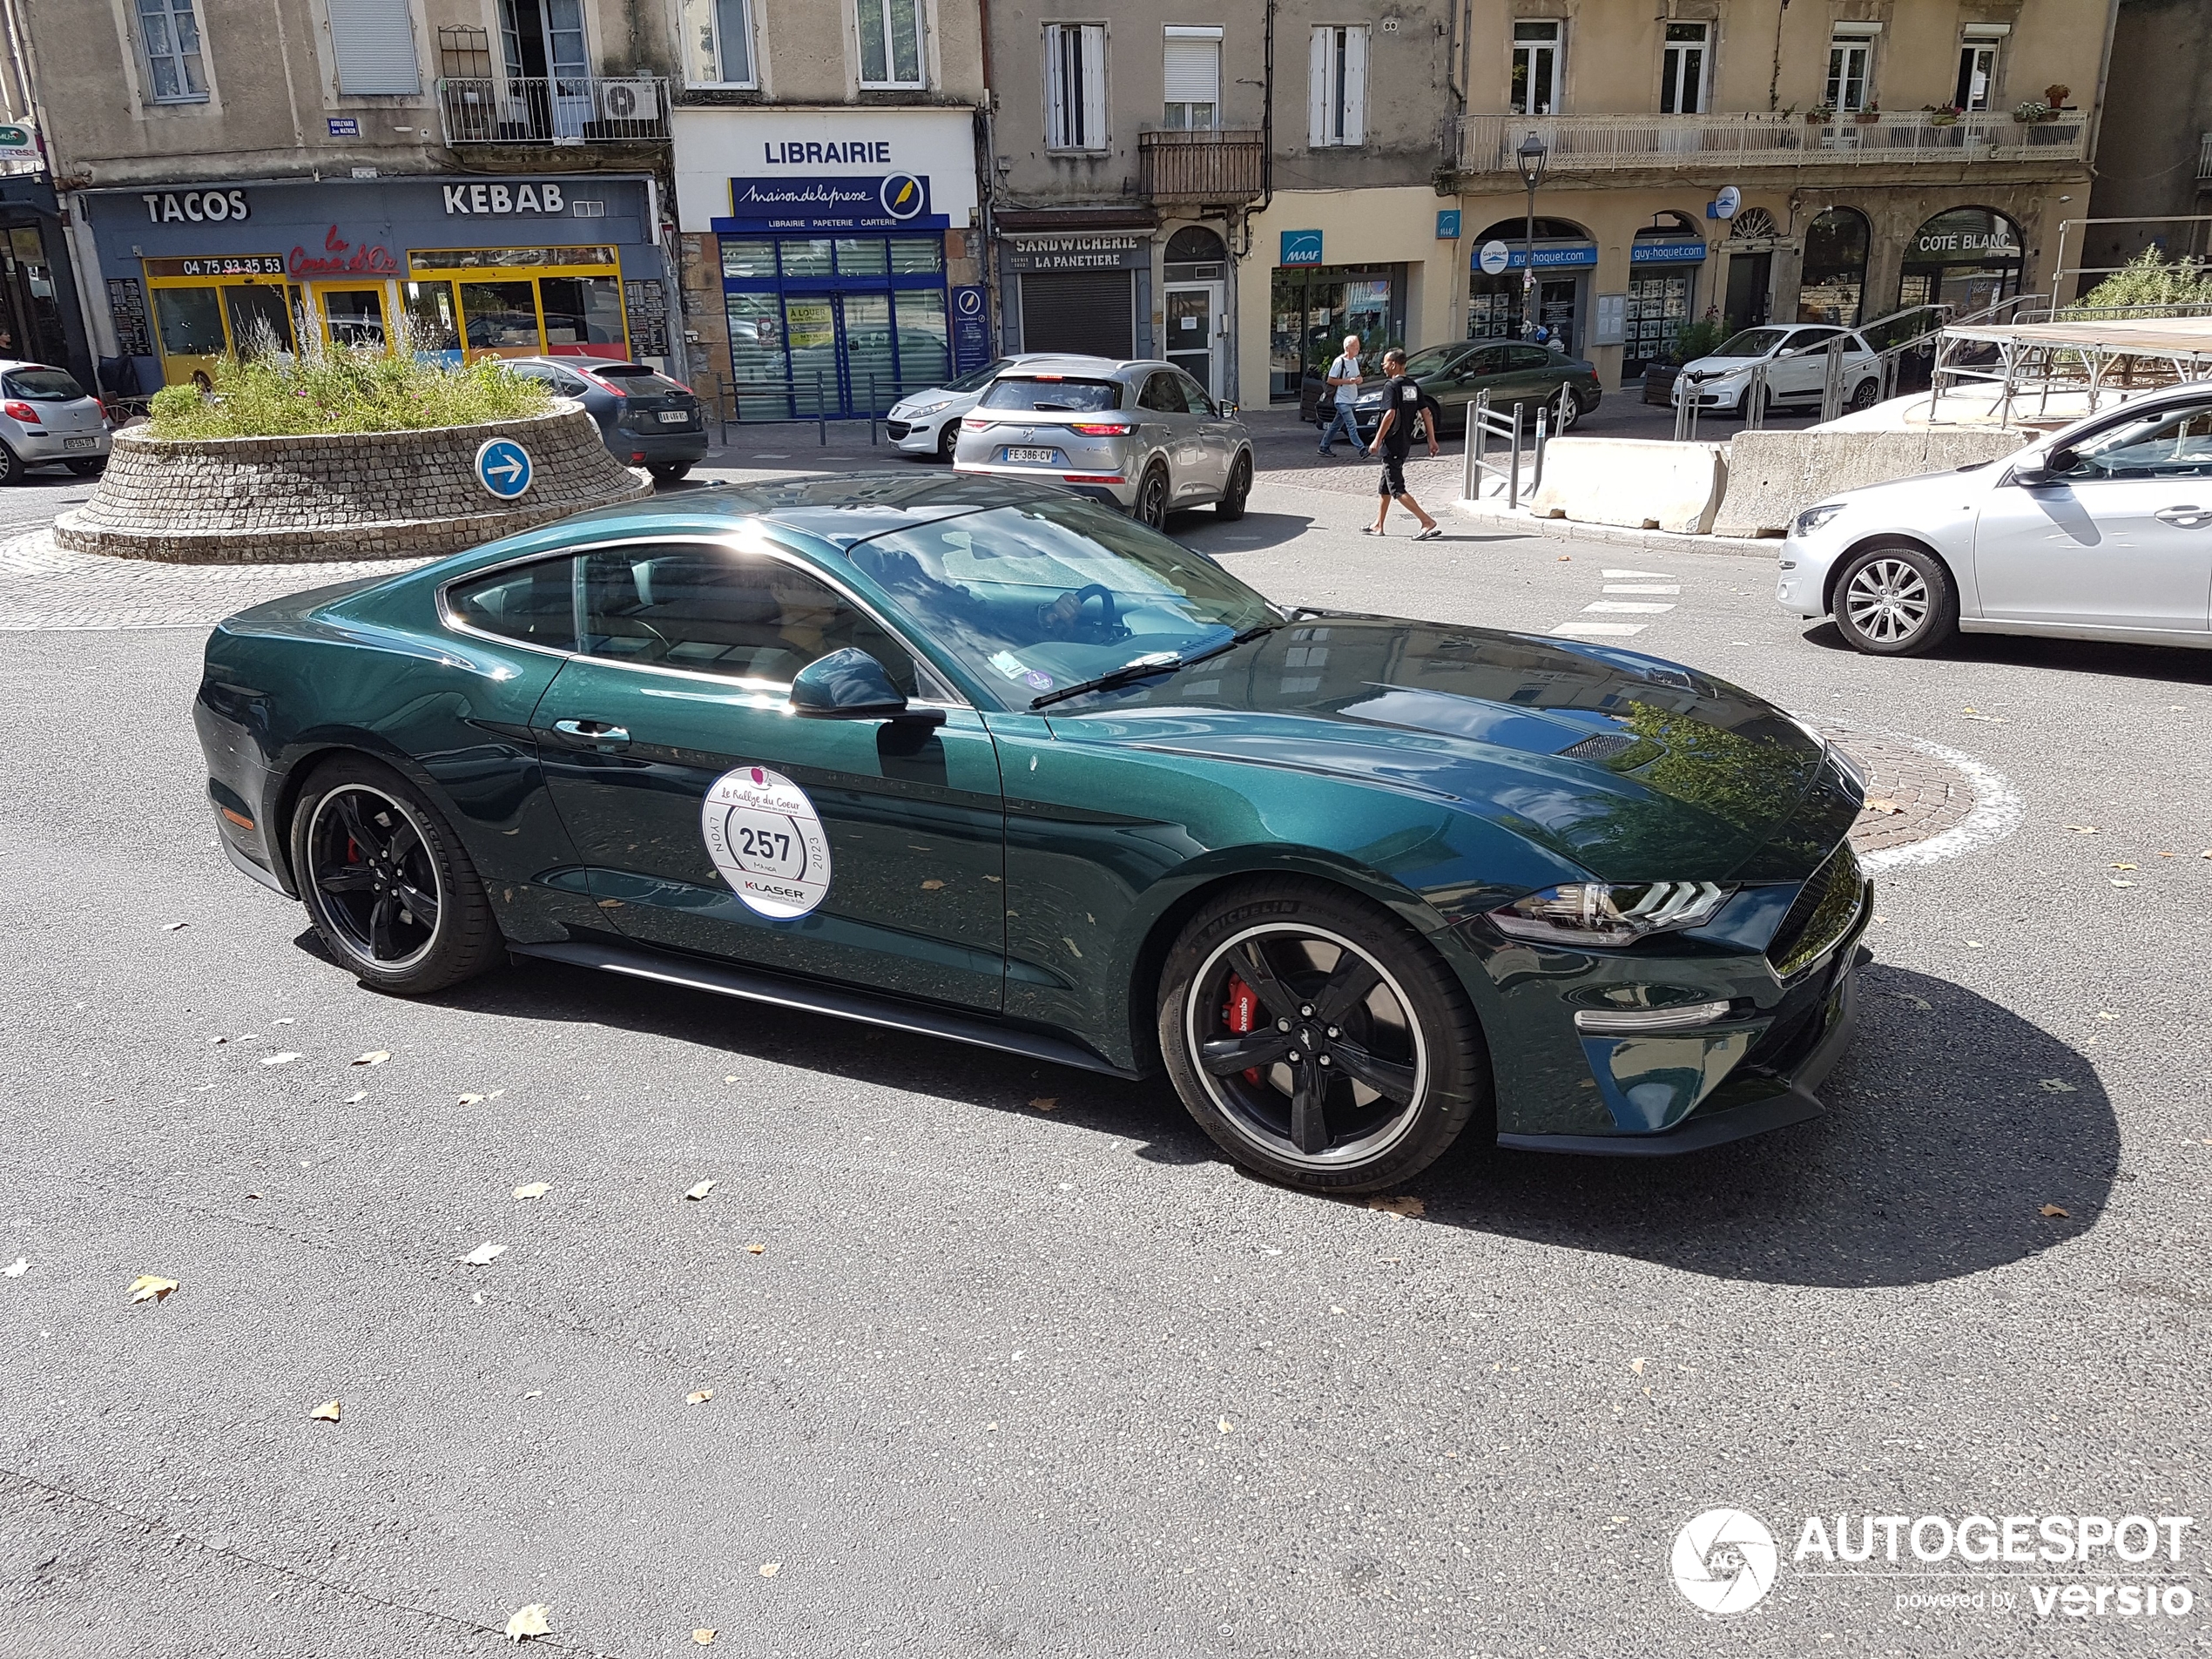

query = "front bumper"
[
  {"left": 887, "top": 415, "right": 948, "bottom": 453},
  {"left": 1673, "top": 381, "right": 1745, "bottom": 410},
  {"left": 1776, "top": 532, "right": 1843, "bottom": 618}
]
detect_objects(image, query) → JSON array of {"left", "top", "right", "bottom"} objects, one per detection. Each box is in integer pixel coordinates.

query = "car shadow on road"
[
  {"left": 1177, "top": 510, "right": 1314, "bottom": 556},
  {"left": 1799, "top": 620, "right": 2212, "bottom": 685}
]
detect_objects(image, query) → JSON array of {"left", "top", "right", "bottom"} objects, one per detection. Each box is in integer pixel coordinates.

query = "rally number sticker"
[{"left": 701, "top": 765, "right": 833, "bottom": 919}]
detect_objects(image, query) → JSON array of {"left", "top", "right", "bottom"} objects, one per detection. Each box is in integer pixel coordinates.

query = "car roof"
[{"left": 995, "top": 355, "right": 1172, "bottom": 381}]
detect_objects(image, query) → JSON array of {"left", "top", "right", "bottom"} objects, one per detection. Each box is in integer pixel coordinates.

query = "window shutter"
[
  {"left": 326, "top": 0, "right": 421, "bottom": 96},
  {"left": 1080, "top": 24, "right": 1106, "bottom": 148},
  {"left": 1163, "top": 36, "right": 1218, "bottom": 105},
  {"left": 1307, "top": 27, "right": 1329, "bottom": 145},
  {"left": 1341, "top": 25, "right": 1366, "bottom": 145},
  {"left": 1046, "top": 26, "right": 1069, "bottom": 147}
]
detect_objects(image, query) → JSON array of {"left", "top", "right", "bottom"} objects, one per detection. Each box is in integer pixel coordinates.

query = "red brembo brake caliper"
[{"left": 1224, "top": 976, "right": 1263, "bottom": 1083}]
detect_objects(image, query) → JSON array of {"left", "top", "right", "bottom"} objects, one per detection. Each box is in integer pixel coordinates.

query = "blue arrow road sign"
[{"left": 475, "top": 437, "right": 533, "bottom": 500}]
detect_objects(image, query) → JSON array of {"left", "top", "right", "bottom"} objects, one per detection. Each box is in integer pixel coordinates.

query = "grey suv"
[{"left": 953, "top": 355, "right": 1254, "bottom": 529}]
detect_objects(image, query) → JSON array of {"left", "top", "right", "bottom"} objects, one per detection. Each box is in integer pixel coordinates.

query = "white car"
[
  {"left": 0, "top": 360, "right": 111, "bottom": 482},
  {"left": 1778, "top": 381, "right": 2212, "bottom": 657},
  {"left": 1673, "top": 324, "right": 1880, "bottom": 418},
  {"left": 886, "top": 357, "right": 1039, "bottom": 460}
]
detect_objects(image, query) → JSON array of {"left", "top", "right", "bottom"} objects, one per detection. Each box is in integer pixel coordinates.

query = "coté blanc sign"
[{"left": 1913, "top": 229, "right": 2018, "bottom": 257}]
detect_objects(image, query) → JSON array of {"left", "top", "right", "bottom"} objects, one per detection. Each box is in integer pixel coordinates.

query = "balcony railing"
[
  {"left": 1139, "top": 128, "right": 1265, "bottom": 201},
  {"left": 436, "top": 75, "right": 669, "bottom": 145},
  {"left": 1447, "top": 110, "right": 2087, "bottom": 173},
  {"left": 2198, "top": 132, "right": 2212, "bottom": 182}
]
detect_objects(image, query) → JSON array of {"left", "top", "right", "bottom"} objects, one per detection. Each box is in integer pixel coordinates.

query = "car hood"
[
  {"left": 1042, "top": 616, "right": 1857, "bottom": 884},
  {"left": 1678, "top": 353, "right": 1764, "bottom": 378},
  {"left": 1808, "top": 449, "right": 2027, "bottom": 520}
]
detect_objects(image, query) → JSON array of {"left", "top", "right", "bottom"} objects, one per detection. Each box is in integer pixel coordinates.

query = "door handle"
[
  {"left": 551, "top": 718, "right": 631, "bottom": 745},
  {"left": 2155, "top": 504, "right": 2212, "bottom": 528}
]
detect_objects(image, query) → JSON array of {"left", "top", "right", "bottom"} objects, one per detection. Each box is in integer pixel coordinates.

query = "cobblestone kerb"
[{"left": 52, "top": 403, "right": 651, "bottom": 563}]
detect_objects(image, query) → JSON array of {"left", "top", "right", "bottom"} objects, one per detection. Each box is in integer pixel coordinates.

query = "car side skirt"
[
  {"left": 509, "top": 936, "right": 1145, "bottom": 1080},
  {"left": 1958, "top": 618, "right": 2212, "bottom": 651}
]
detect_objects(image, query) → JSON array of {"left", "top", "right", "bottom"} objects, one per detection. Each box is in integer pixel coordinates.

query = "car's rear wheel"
[
  {"left": 66, "top": 456, "right": 106, "bottom": 477},
  {"left": 1552, "top": 389, "right": 1583, "bottom": 433},
  {"left": 1831, "top": 543, "right": 1958, "bottom": 657},
  {"left": 288, "top": 755, "right": 504, "bottom": 995},
  {"left": 1215, "top": 454, "right": 1251, "bottom": 520},
  {"left": 0, "top": 444, "right": 23, "bottom": 486},
  {"left": 1136, "top": 463, "right": 1170, "bottom": 531},
  {"left": 1157, "top": 879, "right": 1491, "bottom": 1194},
  {"left": 936, "top": 421, "right": 959, "bottom": 462},
  {"left": 649, "top": 462, "right": 691, "bottom": 483}
]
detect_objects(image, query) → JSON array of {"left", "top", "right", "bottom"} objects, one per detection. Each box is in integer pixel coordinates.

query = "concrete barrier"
[
  {"left": 1712, "top": 427, "right": 2030, "bottom": 538},
  {"left": 1523, "top": 437, "right": 1730, "bottom": 535}
]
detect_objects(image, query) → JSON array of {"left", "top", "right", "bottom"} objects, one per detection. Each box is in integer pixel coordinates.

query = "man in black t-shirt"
[{"left": 1363, "top": 348, "right": 1442, "bottom": 539}]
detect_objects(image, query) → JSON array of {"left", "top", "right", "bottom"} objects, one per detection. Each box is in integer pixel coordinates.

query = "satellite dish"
[{"left": 1715, "top": 185, "right": 1742, "bottom": 221}]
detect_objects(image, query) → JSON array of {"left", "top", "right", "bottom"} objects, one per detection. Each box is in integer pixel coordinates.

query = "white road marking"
[
  {"left": 1854, "top": 735, "right": 2025, "bottom": 873},
  {"left": 1601, "top": 567, "right": 1674, "bottom": 578},
  {"left": 1603, "top": 583, "right": 1680, "bottom": 594},
  {"left": 1552, "top": 621, "right": 1647, "bottom": 637},
  {"left": 1582, "top": 601, "right": 1676, "bottom": 614}
]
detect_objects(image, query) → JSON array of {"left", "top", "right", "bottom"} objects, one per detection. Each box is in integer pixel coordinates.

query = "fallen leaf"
[
  {"left": 2110, "top": 879, "right": 2136, "bottom": 889},
  {"left": 513, "top": 1182, "right": 550, "bottom": 1200},
  {"left": 344, "top": 1091, "right": 367, "bottom": 1105},
  {"left": 2157, "top": 851, "right": 2176, "bottom": 858},
  {"left": 309, "top": 1399, "right": 341, "bottom": 1423},
  {"left": 504, "top": 1604, "right": 550, "bottom": 1642},
  {"left": 693, "top": 1633, "right": 717, "bottom": 1647},
  {"left": 1368, "top": 1195, "right": 1425, "bottom": 1218},
  {"left": 209, "top": 1035, "right": 228, "bottom": 1044},
  {"left": 246, "top": 1192, "right": 261, "bottom": 1200},
  {"left": 685, "top": 1179, "right": 718, "bottom": 1202},
  {"left": 759, "top": 1562, "right": 780, "bottom": 1578},
  {"left": 1329, "top": 1305, "right": 1346, "bottom": 1315},
  {"left": 745, "top": 1243, "right": 765, "bottom": 1254},
  {"left": 2062, "top": 825, "right": 2099, "bottom": 834},
  {"left": 163, "top": 921, "right": 189, "bottom": 931},
  {"left": 352, "top": 1051, "right": 390, "bottom": 1066},
  {"left": 1862, "top": 798, "right": 1905, "bottom": 816},
  {"left": 273, "top": 1018, "right": 295, "bottom": 1026},
  {"left": 1028, "top": 1096, "right": 1058, "bottom": 1112},
  {"left": 1629, "top": 1358, "right": 1647, "bottom": 1375},
  {"left": 686, "top": 1388, "right": 715, "bottom": 1406},
  {"left": 1883, "top": 990, "right": 1932, "bottom": 1011},
  {"left": 2040, "top": 1204, "right": 2070, "bottom": 1219},
  {"left": 2096, "top": 1011, "right": 2118, "bottom": 1022},
  {"left": 127, "top": 1274, "right": 178, "bottom": 1304},
  {"left": 523, "top": 1390, "right": 543, "bottom": 1399},
  {"left": 457, "top": 1094, "right": 484, "bottom": 1106},
  {"left": 724, "top": 1075, "right": 738, "bottom": 1082},
  {"left": 2110, "top": 863, "right": 2137, "bottom": 871},
  {"left": 1965, "top": 941, "right": 1983, "bottom": 948},
  {"left": 260, "top": 1052, "right": 301, "bottom": 1066},
  {"left": 3, "top": 1258, "right": 26, "bottom": 1278},
  {"left": 461, "top": 1242, "right": 507, "bottom": 1266},
  {"left": 2036, "top": 1079, "right": 2078, "bottom": 1093},
  {"left": 921, "top": 879, "right": 945, "bottom": 890},
  {"left": 1217, "top": 1416, "right": 1235, "bottom": 1433}
]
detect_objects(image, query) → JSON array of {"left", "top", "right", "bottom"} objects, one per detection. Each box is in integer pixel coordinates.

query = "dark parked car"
[
  {"left": 1345, "top": 341, "right": 1601, "bottom": 440},
  {"left": 507, "top": 357, "right": 708, "bottom": 483}
]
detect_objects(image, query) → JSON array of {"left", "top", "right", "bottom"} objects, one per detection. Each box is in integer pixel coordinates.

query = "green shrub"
[
  {"left": 2067, "top": 247, "right": 2212, "bottom": 318},
  {"left": 147, "top": 336, "right": 552, "bottom": 439},
  {"left": 1667, "top": 319, "right": 1728, "bottom": 364}
]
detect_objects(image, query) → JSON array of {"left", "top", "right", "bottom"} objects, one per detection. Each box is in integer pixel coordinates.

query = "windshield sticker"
[
  {"left": 1023, "top": 669, "right": 1055, "bottom": 691},
  {"left": 988, "top": 651, "right": 1030, "bottom": 679},
  {"left": 701, "top": 765, "right": 833, "bottom": 920}
]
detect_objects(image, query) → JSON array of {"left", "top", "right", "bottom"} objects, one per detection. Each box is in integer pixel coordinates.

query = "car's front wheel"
[
  {"left": 936, "top": 421, "right": 959, "bottom": 462},
  {"left": 1135, "top": 462, "right": 1170, "bottom": 531},
  {"left": 288, "top": 755, "right": 505, "bottom": 995},
  {"left": 1831, "top": 542, "right": 1959, "bottom": 657},
  {"left": 1157, "top": 879, "right": 1491, "bottom": 1194}
]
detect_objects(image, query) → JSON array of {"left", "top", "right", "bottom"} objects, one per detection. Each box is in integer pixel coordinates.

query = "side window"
[
  {"left": 2058, "top": 406, "right": 2212, "bottom": 482},
  {"left": 1793, "top": 327, "right": 1842, "bottom": 353},
  {"left": 1172, "top": 372, "right": 1213, "bottom": 415},
  {"left": 1139, "top": 373, "right": 1181, "bottom": 413},
  {"left": 448, "top": 557, "right": 577, "bottom": 652},
  {"left": 578, "top": 544, "right": 919, "bottom": 692},
  {"left": 1506, "top": 344, "right": 1552, "bottom": 370},
  {"left": 1466, "top": 347, "right": 1507, "bottom": 376}
]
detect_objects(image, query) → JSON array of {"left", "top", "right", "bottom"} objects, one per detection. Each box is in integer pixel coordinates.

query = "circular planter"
[{"left": 54, "top": 402, "right": 652, "bottom": 564}]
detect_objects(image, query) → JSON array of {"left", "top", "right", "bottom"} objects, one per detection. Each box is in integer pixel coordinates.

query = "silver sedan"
[
  {"left": 1777, "top": 381, "right": 2212, "bottom": 656},
  {"left": 953, "top": 355, "right": 1255, "bottom": 529}
]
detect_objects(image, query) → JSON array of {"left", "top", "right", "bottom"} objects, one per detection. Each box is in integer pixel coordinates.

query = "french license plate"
[
  {"left": 1003, "top": 446, "right": 1059, "bottom": 464},
  {"left": 656, "top": 410, "right": 690, "bottom": 425},
  {"left": 64, "top": 437, "right": 98, "bottom": 450}
]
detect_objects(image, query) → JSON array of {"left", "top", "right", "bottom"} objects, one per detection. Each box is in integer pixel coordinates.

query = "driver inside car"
[{"left": 852, "top": 543, "right": 1105, "bottom": 645}]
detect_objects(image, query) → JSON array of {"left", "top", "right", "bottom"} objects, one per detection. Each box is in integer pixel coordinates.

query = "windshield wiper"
[{"left": 1027, "top": 622, "right": 1282, "bottom": 711}]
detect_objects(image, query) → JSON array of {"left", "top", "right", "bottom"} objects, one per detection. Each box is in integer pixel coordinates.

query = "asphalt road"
[{"left": 2, "top": 461, "right": 2208, "bottom": 1659}]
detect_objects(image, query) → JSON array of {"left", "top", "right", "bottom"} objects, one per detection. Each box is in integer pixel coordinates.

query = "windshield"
[
  {"left": 848, "top": 498, "right": 1277, "bottom": 709},
  {"left": 941, "top": 359, "right": 1008, "bottom": 395},
  {"left": 978, "top": 376, "right": 1123, "bottom": 414},
  {"left": 1711, "top": 328, "right": 1789, "bottom": 360},
  {"left": 3, "top": 368, "right": 84, "bottom": 401}
]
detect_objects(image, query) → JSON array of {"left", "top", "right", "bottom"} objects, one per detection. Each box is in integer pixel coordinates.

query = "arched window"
[
  {"left": 1901, "top": 206, "right": 2024, "bottom": 314},
  {"left": 1799, "top": 206, "right": 1871, "bottom": 325},
  {"left": 1163, "top": 225, "right": 1228, "bottom": 281}
]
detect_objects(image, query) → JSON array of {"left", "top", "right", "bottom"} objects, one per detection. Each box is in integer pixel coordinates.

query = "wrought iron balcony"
[
  {"left": 1139, "top": 129, "right": 1265, "bottom": 201},
  {"left": 1445, "top": 110, "right": 2087, "bottom": 173},
  {"left": 436, "top": 75, "right": 669, "bottom": 145},
  {"left": 2199, "top": 131, "right": 2212, "bottom": 182}
]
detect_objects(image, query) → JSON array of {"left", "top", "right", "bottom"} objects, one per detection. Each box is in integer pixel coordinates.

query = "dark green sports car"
[{"left": 195, "top": 475, "right": 1870, "bottom": 1193}]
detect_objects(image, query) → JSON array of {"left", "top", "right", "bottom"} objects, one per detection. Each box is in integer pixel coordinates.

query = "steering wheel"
[{"left": 1060, "top": 583, "right": 1130, "bottom": 644}]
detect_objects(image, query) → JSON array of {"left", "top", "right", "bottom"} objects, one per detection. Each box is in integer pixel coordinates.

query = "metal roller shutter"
[
  {"left": 1019, "top": 272, "right": 1134, "bottom": 359},
  {"left": 326, "top": 0, "right": 422, "bottom": 96}
]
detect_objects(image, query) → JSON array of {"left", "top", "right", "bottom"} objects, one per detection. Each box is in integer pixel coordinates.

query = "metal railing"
[
  {"left": 1138, "top": 129, "right": 1265, "bottom": 199},
  {"left": 1445, "top": 110, "right": 2088, "bottom": 173},
  {"left": 1462, "top": 388, "right": 1561, "bottom": 509},
  {"left": 1929, "top": 299, "right": 2212, "bottom": 428},
  {"left": 2200, "top": 132, "right": 2212, "bottom": 183},
  {"left": 436, "top": 75, "right": 669, "bottom": 145},
  {"left": 707, "top": 368, "right": 953, "bottom": 446}
]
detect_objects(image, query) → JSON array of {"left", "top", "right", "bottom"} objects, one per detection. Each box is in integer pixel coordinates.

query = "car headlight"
[
  {"left": 902, "top": 397, "right": 952, "bottom": 417},
  {"left": 1487, "top": 881, "right": 1732, "bottom": 946},
  {"left": 1793, "top": 502, "right": 1846, "bottom": 536}
]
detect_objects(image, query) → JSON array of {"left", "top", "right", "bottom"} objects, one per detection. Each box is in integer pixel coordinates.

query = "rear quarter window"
[
  {"left": 978, "top": 377, "right": 1123, "bottom": 413},
  {"left": 448, "top": 558, "right": 577, "bottom": 651}
]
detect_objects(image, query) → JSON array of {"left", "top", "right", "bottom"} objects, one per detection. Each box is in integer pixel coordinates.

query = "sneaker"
[
  {"left": 1317, "top": 448, "right": 1334, "bottom": 456},
  {"left": 1360, "top": 525, "right": 1383, "bottom": 536},
  {"left": 1413, "top": 526, "right": 1442, "bottom": 541}
]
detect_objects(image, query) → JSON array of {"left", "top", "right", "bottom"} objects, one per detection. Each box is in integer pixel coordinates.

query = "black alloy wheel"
[
  {"left": 1216, "top": 454, "right": 1251, "bottom": 520},
  {"left": 289, "top": 756, "right": 504, "bottom": 995},
  {"left": 1831, "top": 542, "right": 1959, "bottom": 658},
  {"left": 1158, "top": 879, "right": 1490, "bottom": 1194},
  {"left": 1136, "top": 463, "right": 1170, "bottom": 531}
]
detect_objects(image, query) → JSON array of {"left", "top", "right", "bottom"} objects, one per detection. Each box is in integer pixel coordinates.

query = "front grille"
[
  {"left": 885, "top": 421, "right": 911, "bottom": 439},
  {"left": 1766, "top": 841, "right": 1865, "bottom": 981}
]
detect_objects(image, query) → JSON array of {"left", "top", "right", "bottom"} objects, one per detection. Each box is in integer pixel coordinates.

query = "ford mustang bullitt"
[{"left": 195, "top": 475, "right": 1871, "bottom": 1193}]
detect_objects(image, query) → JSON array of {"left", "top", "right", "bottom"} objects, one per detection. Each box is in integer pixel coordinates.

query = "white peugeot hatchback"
[{"left": 0, "top": 361, "right": 110, "bottom": 482}]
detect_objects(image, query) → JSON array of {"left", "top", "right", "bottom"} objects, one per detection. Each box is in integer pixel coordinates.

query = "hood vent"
[{"left": 1558, "top": 731, "right": 1640, "bottom": 762}]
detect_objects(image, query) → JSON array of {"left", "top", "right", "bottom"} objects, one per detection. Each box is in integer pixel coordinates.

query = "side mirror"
[
  {"left": 2012, "top": 447, "right": 2076, "bottom": 489},
  {"left": 1218, "top": 401, "right": 1238, "bottom": 415},
  {"left": 1776, "top": 347, "right": 1797, "bottom": 359},
  {"left": 789, "top": 648, "right": 944, "bottom": 726}
]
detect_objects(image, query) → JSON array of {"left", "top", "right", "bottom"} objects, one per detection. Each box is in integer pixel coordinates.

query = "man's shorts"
[{"left": 1376, "top": 450, "right": 1409, "bottom": 497}]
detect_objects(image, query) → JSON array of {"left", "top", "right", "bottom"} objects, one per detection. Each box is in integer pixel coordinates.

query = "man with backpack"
[
  {"left": 1363, "top": 347, "right": 1443, "bottom": 539},
  {"left": 1316, "top": 334, "right": 1364, "bottom": 456}
]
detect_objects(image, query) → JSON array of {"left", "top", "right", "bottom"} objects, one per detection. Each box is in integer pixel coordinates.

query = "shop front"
[
  {"left": 0, "top": 173, "right": 93, "bottom": 389},
  {"left": 671, "top": 107, "right": 983, "bottom": 421},
  {"left": 1270, "top": 262, "right": 1406, "bottom": 404},
  {"left": 1622, "top": 222, "right": 1708, "bottom": 378},
  {"left": 1002, "top": 228, "right": 1151, "bottom": 365},
  {"left": 1901, "top": 206, "right": 2024, "bottom": 314},
  {"left": 1467, "top": 219, "right": 1595, "bottom": 354},
  {"left": 84, "top": 175, "right": 667, "bottom": 392}
]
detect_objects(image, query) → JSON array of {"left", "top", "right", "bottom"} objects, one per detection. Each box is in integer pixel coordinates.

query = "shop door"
[
  {"left": 1723, "top": 253, "right": 1772, "bottom": 335},
  {"left": 222, "top": 283, "right": 296, "bottom": 359},
  {"left": 1163, "top": 282, "right": 1224, "bottom": 397},
  {"left": 320, "top": 286, "right": 388, "bottom": 351},
  {"left": 498, "top": 0, "right": 590, "bottom": 138}
]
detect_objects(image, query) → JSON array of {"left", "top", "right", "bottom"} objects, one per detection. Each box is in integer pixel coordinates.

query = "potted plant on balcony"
[
  {"left": 1852, "top": 104, "right": 1880, "bottom": 125},
  {"left": 1804, "top": 103, "right": 1835, "bottom": 125},
  {"left": 2013, "top": 98, "right": 2054, "bottom": 124},
  {"left": 1927, "top": 104, "right": 1962, "bottom": 127},
  {"left": 1642, "top": 316, "right": 1726, "bottom": 406}
]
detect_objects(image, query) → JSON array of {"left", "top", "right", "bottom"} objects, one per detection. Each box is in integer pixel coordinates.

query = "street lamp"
[{"left": 1517, "top": 131, "right": 1549, "bottom": 339}]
